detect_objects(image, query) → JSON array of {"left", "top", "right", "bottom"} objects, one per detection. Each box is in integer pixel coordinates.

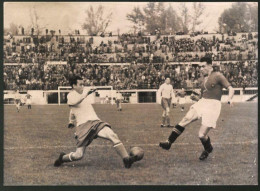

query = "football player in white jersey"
[
  {"left": 158, "top": 78, "right": 174, "bottom": 127},
  {"left": 14, "top": 90, "right": 21, "bottom": 112},
  {"left": 115, "top": 91, "right": 123, "bottom": 111},
  {"left": 25, "top": 93, "right": 32, "bottom": 109},
  {"left": 177, "top": 88, "right": 186, "bottom": 112},
  {"left": 54, "top": 76, "right": 139, "bottom": 168}
]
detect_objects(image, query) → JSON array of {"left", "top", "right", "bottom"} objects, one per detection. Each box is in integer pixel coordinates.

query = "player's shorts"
[
  {"left": 26, "top": 99, "right": 32, "bottom": 105},
  {"left": 190, "top": 98, "right": 221, "bottom": 128},
  {"left": 75, "top": 120, "right": 111, "bottom": 147},
  {"left": 161, "top": 98, "right": 172, "bottom": 110},
  {"left": 179, "top": 97, "right": 186, "bottom": 105}
]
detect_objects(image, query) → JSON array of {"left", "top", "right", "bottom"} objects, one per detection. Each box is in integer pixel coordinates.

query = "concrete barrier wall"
[{"left": 4, "top": 88, "right": 257, "bottom": 105}]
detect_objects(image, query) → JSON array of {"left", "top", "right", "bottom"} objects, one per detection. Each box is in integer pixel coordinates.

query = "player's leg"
[
  {"left": 181, "top": 104, "right": 184, "bottom": 112},
  {"left": 54, "top": 146, "right": 86, "bottom": 167},
  {"left": 161, "top": 98, "right": 167, "bottom": 127},
  {"left": 198, "top": 125, "right": 213, "bottom": 160},
  {"left": 159, "top": 107, "right": 199, "bottom": 150},
  {"left": 97, "top": 126, "right": 136, "bottom": 168},
  {"left": 165, "top": 98, "right": 172, "bottom": 127},
  {"left": 179, "top": 98, "right": 185, "bottom": 111},
  {"left": 165, "top": 106, "right": 171, "bottom": 127},
  {"left": 197, "top": 101, "right": 220, "bottom": 160},
  {"left": 161, "top": 110, "right": 166, "bottom": 127},
  {"left": 119, "top": 100, "right": 122, "bottom": 111},
  {"left": 116, "top": 100, "right": 119, "bottom": 110},
  {"left": 16, "top": 101, "right": 20, "bottom": 112}
]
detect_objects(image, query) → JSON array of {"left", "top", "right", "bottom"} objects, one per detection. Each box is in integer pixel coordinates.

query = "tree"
[
  {"left": 126, "top": 6, "right": 145, "bottom": 34},
  {"left": 143, "top": 2, "right": 158, "bottom": 34},
  {"left": 164, "top": 4, "right": 182, "bottom": 34},
  {"left": 246, "top": 3, "right": 258, "bottom": 32},
  {"left": 128, "top": 2, "right": 181, "bottom": 35},
  {"left": 179, "top": 3, "right": 190, "bottom": 34},
  {"left": 82, "top": 5, "right": 113, "bottom": 36},
  {"left": 218, "top": 2, "right": 257, "bottom": 33},
  {"left": 29, "top": 6, "right": 45, "bottom": 35},
  {"left": 191, "top": 2, "right": 205, "bottom": 32}
]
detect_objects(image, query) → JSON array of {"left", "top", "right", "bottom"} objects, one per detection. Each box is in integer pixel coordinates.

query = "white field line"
[{"left": 4, "top": 140, "right": 257, "bottom": 150}]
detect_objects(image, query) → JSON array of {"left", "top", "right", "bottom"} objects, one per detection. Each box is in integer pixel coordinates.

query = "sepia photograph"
[{"left": 2, "top": 1, "right": 258, "bottom": 186}]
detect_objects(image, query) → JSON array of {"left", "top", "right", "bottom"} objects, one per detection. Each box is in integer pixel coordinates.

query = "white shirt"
[
  {"left": 158, "top": 83, "right": 174, "bottom": 99},
  {"left": 14, "top": 92, "right": 21, "bottom": 100},
  {"left": 116, "top": 93, "right": 122, "bottom": 100},
  {"left": 67, "top": 89, "right": 99, "bottom": 126}
]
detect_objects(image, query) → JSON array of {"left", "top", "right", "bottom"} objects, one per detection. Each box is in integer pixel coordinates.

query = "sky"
[{"left": 3, "top": 2, "right": 257, "bottom": 34}]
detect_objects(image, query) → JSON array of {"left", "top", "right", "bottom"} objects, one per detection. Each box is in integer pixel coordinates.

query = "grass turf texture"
[{"left": 4, "top": 103, "right": 258, "bottom": 185}]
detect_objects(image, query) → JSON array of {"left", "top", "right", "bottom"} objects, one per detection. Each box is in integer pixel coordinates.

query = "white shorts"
[
  {"left": 26, "top": 99, "right": 32, "bottom": 105},
  {"left": 179, "top": 97, "right": 186, "bottom": 105},
  {"left": 191, "top": 98, "right": 221, "bottom": 128}
]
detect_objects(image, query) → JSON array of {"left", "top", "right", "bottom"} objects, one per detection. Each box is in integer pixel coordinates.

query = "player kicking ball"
[
  {"left": 54, "top": 76, "right": 139, "bottom": 168},
  {"left": 159, "top": 57, "right": 234, "bottom": 160},
  {"left": 158, "top": 78, "right": 174, "bottom": 127},
  {"left": 177, "top": 88, "right": 186, "bottom": 112}
]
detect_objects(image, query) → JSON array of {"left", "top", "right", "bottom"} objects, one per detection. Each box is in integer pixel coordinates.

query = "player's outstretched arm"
[{"left": 87, "top": 88, "right": 97, "bottom": 95}]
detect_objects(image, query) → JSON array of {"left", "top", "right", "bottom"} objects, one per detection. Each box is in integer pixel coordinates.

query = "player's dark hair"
[
  {"left": 200, "top": 57, "right": 212, "bottom": 65},
  {"left": 69, "top": 76, "right": 83, "bottom": 87}
]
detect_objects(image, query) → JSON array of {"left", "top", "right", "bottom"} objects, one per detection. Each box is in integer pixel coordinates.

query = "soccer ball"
[{"left": 129, "top": 146, "right": 144, "bottom": 161}]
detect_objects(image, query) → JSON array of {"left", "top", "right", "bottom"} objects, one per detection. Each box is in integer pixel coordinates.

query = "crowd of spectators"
[
  {"left": 4, "top": 60, "right": 258, "bottom": 90},
  {"left": 4, "top": 32, "right": 258, "bottom": 64},
  {"left": 3, "top": 32, "right": 258, "bottom": 90}
]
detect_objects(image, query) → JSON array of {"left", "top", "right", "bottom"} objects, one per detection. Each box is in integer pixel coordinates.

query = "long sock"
[
  {"left": 162, "top": 116, "right": 166, "bottom": 125},
  {"left": 113, "top": 142, "right": 129, "bottom": 159},
  {"left": 62, "top": 152, "right": 74, "bottom": 162},
  {"left": 200, "top": 136, "right": 213, "bottom": 152},
  {"left": 166, "top": 116, "right": 170, "bottom": 125},
  {"left": 168, "top": 124, "right": 185, "bottom": 143}
]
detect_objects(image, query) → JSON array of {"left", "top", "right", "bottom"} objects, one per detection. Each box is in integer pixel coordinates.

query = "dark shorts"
[
  {"left": 75, "top": 120, "right": 111, "bottom": 147},
  {"left": 15, "top": 99, "right": 20, "bottom": 105},
  {"left": 161, "top": 98, "right": 172, "bottom": 110},
  {"left": 116, "top": 99, "right": 121, "bottom": 107}
]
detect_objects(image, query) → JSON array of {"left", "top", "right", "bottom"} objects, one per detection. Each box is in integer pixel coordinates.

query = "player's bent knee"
[
  {"left": 182, "top": 116, "right": 192, "bottom": 123},
  {"left": 198, "top": 132, "right": 207, "bottom": 139}
]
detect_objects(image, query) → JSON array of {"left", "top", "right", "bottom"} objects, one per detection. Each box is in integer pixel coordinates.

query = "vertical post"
[{"left": 58, "top": 87, "right": 60, "bottom": 106}]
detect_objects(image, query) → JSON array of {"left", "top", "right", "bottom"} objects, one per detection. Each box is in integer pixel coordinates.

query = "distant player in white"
[
  {"left": 115, "top": 91, "right": 123, "bottom": 111},
  {"left": 25, "top": 93, "right": 32, "bottom": 109},
  {"left": 160, "top": 57, "right": 234, "bottom": 160},
  {"left": 54, "top": 76, "right": 139, "bottom": 168},
  {"left": 158, "top": 78, "right": 174, "bottom": 127},
  {"left": 14, "top": 90, "right": 21, "bottom": 112},
  {"left": 171, "top": 91, "right": 178, "bottom": 108},
  {"left": 177, "top": 88, "right": 186, "bottom": 112},
  {"left": 105, "top": 95, "right": 109, "bottom": 104}
]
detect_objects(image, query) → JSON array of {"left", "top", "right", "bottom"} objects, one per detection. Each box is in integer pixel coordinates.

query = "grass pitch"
[{"left": 4, "top": 102, "right": 258, "bottom": 185}]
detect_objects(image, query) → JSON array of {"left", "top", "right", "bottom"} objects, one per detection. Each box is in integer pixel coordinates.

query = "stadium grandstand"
[{"left": 3, "top": 32, "right": 258, "bottom": 91}]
